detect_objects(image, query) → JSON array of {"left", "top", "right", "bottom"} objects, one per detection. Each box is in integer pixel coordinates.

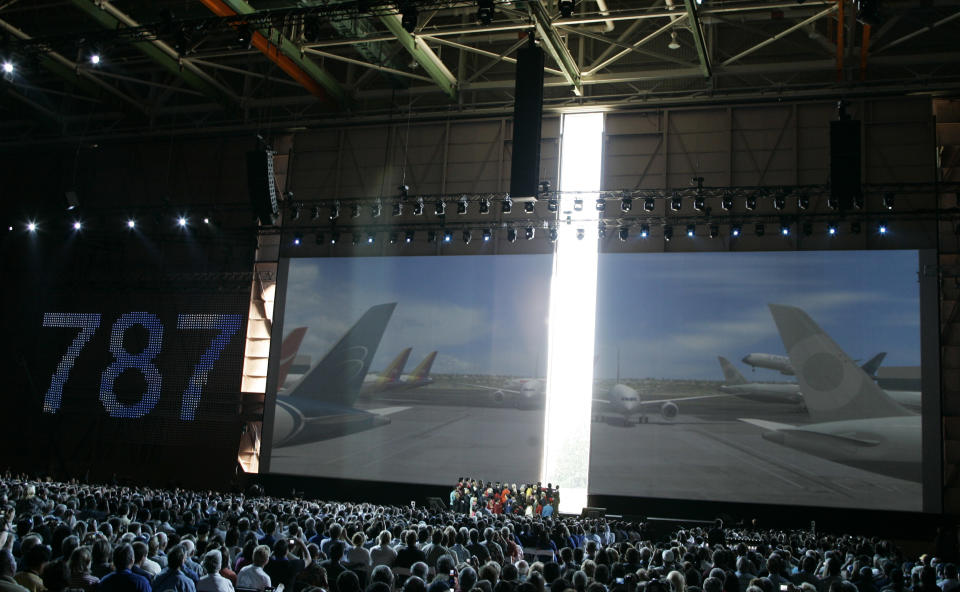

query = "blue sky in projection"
[
  {"left": 283, "top": 255, "right": 553, "bottom": 377},
  {"left": 594, "top": 250, "right": 921, "bottom": 380}
]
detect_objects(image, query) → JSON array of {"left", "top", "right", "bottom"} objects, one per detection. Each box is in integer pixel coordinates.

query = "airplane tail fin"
[
  {"left": 718, "top": 356, "right": 748, "bottom": 385},
  {"left": 767, "top": 304, "right": 910, "bottom": 422},
  {"left": 380, "top": 348, "right": 412, "bottom": 383},
  {"left": 289, "top": 303, "right": 397, "bottom": 406},
  {"left": 410, "top": 350, "right": 438, "bottom": 380},
  {"left": 277, "top": 327, "right": 308, "bottom": 387},
  {"left": 859, "top": 352, "right": 887, "bottom": 378}
]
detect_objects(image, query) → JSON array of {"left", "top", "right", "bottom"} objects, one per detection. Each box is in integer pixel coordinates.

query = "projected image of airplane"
[
  {"left": 388, "top": 350, "right": 438, "bottom": 390},
  {"left": 739, "top": 304, "right": 921, "bottom": 482},
  {"left": 465, "top": 378, "right": 546, "bottom": 409},
  {"left": 741, "top": 353, "right": 795, "bottom": 375},
  {"left": 592, "top": 383, "right": 731, "bottom": 426},
  {"left": 272, "top": 303, "right": 410, "bottom": 448},
  {"left": 358, "top": 347, "right": 411, "bottom": 396},
  {"left": 277, "top": 327, "right": 308, "bottom": 389},
  {"left": 719, "top": 353, "right": 921, "bottom": 412}
]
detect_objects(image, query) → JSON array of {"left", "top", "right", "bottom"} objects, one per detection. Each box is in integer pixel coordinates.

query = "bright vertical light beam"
[{"left": 544, "top": 112, "right": 603, "bottom": 514}]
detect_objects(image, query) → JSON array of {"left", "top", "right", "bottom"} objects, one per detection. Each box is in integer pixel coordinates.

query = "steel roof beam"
[
  {"left": 721, "top": 4, "right": 837, "bottom": 67},
  {"left": 529, "top": 0, "right": 581, "bottom": 96},
  {"left": 682, "top": 0, "right": 711, "bottom": 78},
  {"left": 69, "top": 0, "right": 237, "bottom": 108},
  {"left": 199, "top": 0, "right": 347, "bottom": 105},
  {"left": 378, "top": 13, "right": 457, "bottom": 99}
]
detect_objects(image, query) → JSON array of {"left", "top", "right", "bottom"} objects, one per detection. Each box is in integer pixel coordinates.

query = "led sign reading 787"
[{"left": 42, "top": 312, "right": 243, "bottom": 420}]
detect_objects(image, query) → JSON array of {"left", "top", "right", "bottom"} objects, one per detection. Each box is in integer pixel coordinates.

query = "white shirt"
[
  {"left": 142, "top": 558, "right": 162, "bottom": 577},
  {"left": 198, "top": 573, "right": 234, "bottom": 592},
  {"left": 370, "top": 545, "right": 397, "bottom": 567},
  {"left": 237, "top": 565, "right": 271, "bottom": 591}
]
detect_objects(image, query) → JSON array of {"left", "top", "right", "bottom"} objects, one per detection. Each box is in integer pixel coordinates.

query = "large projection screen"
[
  {"left": 262, "top": 255, "right": 552, "bottom": 485},
  {"left": 589, "top": 249, "right": 938, "bottom": 512}
]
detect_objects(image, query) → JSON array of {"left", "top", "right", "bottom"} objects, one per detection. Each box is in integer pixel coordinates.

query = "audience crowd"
[
  {"left": 0, "top": 474, "right": 952, "bottom": 592},
  {"left": 450, "top": 480, "right": 559, "bottom": 517}
]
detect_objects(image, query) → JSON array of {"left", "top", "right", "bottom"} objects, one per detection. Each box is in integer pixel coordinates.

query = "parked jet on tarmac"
[
  {"left": 272, "top": 303, "right": 408, "bottom": 448},
  {"left": 740, "top": 304, "right": 921, "bottom": 482},
  {"left": 388, "top": 351, "right": 438, "bottom": 390}
]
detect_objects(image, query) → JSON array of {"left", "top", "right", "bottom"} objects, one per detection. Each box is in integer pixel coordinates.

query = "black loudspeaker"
[
  {"left": 580, "top": 506, "right": 606, "bottom": 519},
  {"left": 510, "top": 42, "right": 545, "bottom": 200},
  {"left": 247, "top": 149, "right": 279, "bottom": 225},
  {"left": 830, "top": 119, "right": 861, "bottom": 210}
]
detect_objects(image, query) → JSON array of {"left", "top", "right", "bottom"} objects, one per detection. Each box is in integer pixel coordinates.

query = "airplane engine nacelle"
[
  {"left": 660, "top": 401, "right": 678, "bottom": 421},
  {"left": 491, "top": 390, "right": 506, "bottom": 404}
]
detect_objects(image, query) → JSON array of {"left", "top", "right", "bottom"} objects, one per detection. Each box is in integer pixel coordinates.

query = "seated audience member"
[
  {"left": 345, "top": 534, "right": 371, "bottom": 567},
  {"left": 15, "top": 544, "right": 49, "bottom": 592},
  {"left": 197, "top": 550, "right": 232, "bottom": 592},
  {"left": 153, "top": 545, "right": 198, "bottom": 592},
  {"left": 237, "top": 545, "right": 272, "bottom": 592},
  {"left": 396, "top": 533, "right": 426, "bottom": 570},
  {"left": 320, "top": 543, "right": 348, "bottom": 592},
  {"left": 131, "top": 542, "right": 155, "bottom": 583},
  {"left": 98, "top": 544, "right": 152, "bottom": 592},
  {"left": 1, "top": 550, "right": 29, "bottom": 592},
  {"left": 68, "top": 547, "right": 99, "bottom": 592},
  {"left": 370, "top": 533, "right": 396, "bottom": 568}
]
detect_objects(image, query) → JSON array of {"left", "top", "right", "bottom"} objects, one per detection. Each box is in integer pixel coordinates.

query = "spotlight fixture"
[
  {"left": 443, "top": 229, "right": 453, "bottom": 243},
  {"left": 482, "top": 228, "right": 492, "bottom": 242},
  {"left": 731, "top": 225, "right": 741, "bottom": 237},
  {"left": 290, "top": 205, "right": 301, "bottom": 220},
  {"left": 73, "top": 221, "right": 83, "bottom": 231},
  {"left": 502, "top": 197, "right": 513, "bottom": 214},
  {"left": 392, "top": 201, "right": 402, "bottom": 216},
  {"left": 745, "top": 195, "right": 757, "bottom": 211},
  {"left": 670, "top": 193, "right": 682, "bottom": 212},
  {"left": 548, "top": 227, "right": 558, "bottom": 242},
  {"left": 547, "top": 197, "right": 558, "bottom": 212},
  {"left": 463, "top": 230, "right": 472, "bottom": 244},
  {"left": 479, "top": 198, "right": 490, "bottom": 214},
  {"left": 405, "top": 230, "right": 415, "bottom": 244},
  {"left": 780, "top": 222, "right": 790, "bottom": 236},
  {"left": 574, "top": 198, "right": 583, "bottom": 211},
  {"left": 427, "top": 230, "right": 437, "bottom": 243},
  {"left": 311, "top": 205, "right": 321, "bottom": 220},
  {"left": 802, "top": 222, "right": 813, "bottom": 236},
  {"left": 709, "top": 224, "right": 719, "bottom": 238},
  {"left": 595, "top": 198, "right": 606, "bottom": 212},
  {"left": 853, "top": 194, "right": 864, "bottom": 210},
  {"left": 663, "top": 225, "right": 673, "bottom": 242},
  {"left": 400, "top": 3, "right": 418, "bottom": 33},
  {"left": 89, "top": 53, "right": 101, "bottom": 65},
  {"left": 366, "top": 232, "right": 376, "bottom": 244},
  {"left": 850, "top": 221, "right": 861, "bottom": 235},
  {"left": 477, "top": 0, "right": 494, "bottom": 24},
  {"left": 413, "top": 198, "right": 424, "bottom": 215},
  {"left": 644, "top": 197, "right": 655, "bottom": 212},
  {"left": 203, "top": 216, "right": 211, "bottom": 225},
  {"left": 640, "top": 224, "right": 649, "bottom": 238},
  {"left": 693, "top": 196, "right": 705, "bottom": 212},
  {"left": 827, "top": 196, "right": 839, "bottom": 210},
  {"left": 507, "top": 227, "right": 517, "bottom": 243},
  {"left": 524, "top": 201, "right": 535, "bottom": 214},
  {"left": 686, "top": 224, "right": 695, "bottom": 237},
  {"left": 177, "top": 216, "right": 188, "bottom": 228},
  {"left": 524, "top": 226, "right": 535, "bottom": 240},
  {"left": 352, "top": 233, "right": 361, "bottom": 246},
  {"left": 878, "top": 221, "right": 888, "bottom": 235},
  {"left": 598, "top": 222, "right": 607, "bottom": 239},
  {"left": 370, "top": 200, "right": 382, "bottom": 218},
  {"left": 755, "top": 223, "right": 765, "bottom": 237},
  {"left": 797, "top": 195, "right": 810, "bottom": 210},
  {"left": 236, "top": 26, "right": 252, "bottom": 47},
  {"left": 398, "top": 184, "right": 409, "bottom": 199},
  {"left": 293, "top": 233, "right": 302, "bottom": 246},
  {"left": 668, "top": 30, "right": 681, "bottom": 50},
  {"left": 576, "top": 228, "right": 585, "bottom": 240},
  {"left": 458, "top": 197, "right": 468, "bottom": 215},
  {"left": 721, "top": 193, "right": 733, "bottom": 211},
  {"left": 389, "top": 232, "right": 398, "bottom": 245},
  {"left": 618, "top": 226, "right": 629, "bottom": 241},
  {"left": 827, "top": 223, "right": 838, "bottom": 236},
  {"left": 27, "top": 221, "right": 37, "bottom": 233},
  {"left": 330, "top": 231, "right": 340, "bottom": 244},
  {"left": 435, "top": 199, "right": 446, "bottom": 216},
  {"left": 558, "top": 0, "right": 574, "bottom": 18},
  {"left": 127, "top": 219, "right": 136, "bottom": 229},
  {"left": 2, "top": 61, "right": 13, "bottom": 74},
  {"left": 329, "top": 200, "right": 340, "bottom": 220},
  {"left": 621, "top": 197, "right": 632, "bottom": 212},
  {"left": 882, "top": 192, "right": 895, "bottom": 210},
  {"left": 773, "top": 194, "right": 785, "bottom": 210},
  {"left": 350, "top": 202, "right": 360, "bottom": 218}
]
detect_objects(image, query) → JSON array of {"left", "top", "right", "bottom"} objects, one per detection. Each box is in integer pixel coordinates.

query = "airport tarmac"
[{"left": 268, "top": 393, "right": 922, "bottom": 512}]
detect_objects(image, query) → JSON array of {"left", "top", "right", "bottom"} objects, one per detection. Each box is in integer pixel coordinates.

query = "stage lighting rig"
[
  {"left": 721, "top": 193, "right": 733, "bottom": 211},
  {"left": 290, "top": 204, "right": 301, "bottom": 221},
  {"left": 780, "top": 222, "right": 790, "bottom": 236},
  {"left": 618, "top": 226, "right": 629, "bottom": 241},
  {"left": 443, "top": 230, "right": 453, "bottom": 243},
  {"left": 502, "top": 197, "right": 513, "bottom": 214},
  {"left": 463, "top": 230, "right": 472, "bottom": 244},
  {"left": 329, "top": 200, "right": 340, "bottom": 220},
  {"left": 413, "top": 197, "right": 424, "bottom": 215},
  {"left": 435, "top": 199, "right": 446, "bottom": 216},
  {"left": 882, "top": 192, "right": 894, "bottom": 210},
  {"left": 621, "top": 196, "right": 632, "bottom": 212},
  {"left": 644, "top": 197, "right": 655, "bottom": 212},
  {"left": 548, "top": 227, "right": 558, "bottom": 242},
  {"left": 401, "top": 3, "right": 418, "bottom": 33},
  {"left": 392, "top": 201, "right": 403, "bottom": 216},
  {"left": 367, "top": 232, "right": 376, "bottom": 244},
  {"left": 428, "top": 230, "right": 438, "bottom": 243},
  {"left": 798, "top": 195, "right": 810, "bottom": 210},
  {"left": 670, "top": 193, "right": 682, "bottom": 212},
  {"left": 389, "top": 232, "right": 398, "bottom": 244},
  {"left": 311, "top": 205, "right": 322, "bottom": 220},
  {"left": 558, "top": 0, "right": 575, "bottom": 18},
  {"left": 745, "top": 195, "right": 757, "bottom": 211},
  {"left": 507, "top": 227, "right": 517, "bottom": 242},
  {"left": 663, "top": 225, "right": 673, "bottom": 242},
  {"left": 595, "top": 198, "right": 605, "bottom": 212},
  {"left": 370, "top": 200, "right": 382, "bottom": 218},
  {"left": 547, "top": 197, "right": 558, "bottom": 212},
  {"left": 731, "top": 225, "right": 741, "bottom": 237},
  {"left": 330, "top": 231, "right": 340, "bottom": 244},
  {"left": 524, "top": 226, "right": 535, "bottom": 240},
  {"left": 482, "top": 228, "right": 491, "bottom": 242},
  {"left": 479, "top": 197, "right": 490, "bottom": 214},
  {"left": 878, "top": 221, "right": 888, "bottom": 235},
  {"left": 709, "top": 224, "right": 719, "bottom": 238},
  {"left": 405, "top": 230, "right": 415, "bottom": 243},
  {"left": 828, "top": 223, "right": 838, "bottom": 236},
  {"left": 458, "top": 196, "right": 468, "bottom": 215},
  {"left": 686, "top": 224, "right": 695, "bottom": 237},
  {"left": 639, "top": 224, "right": 649, "bottom": 238},
  {"left": 352, "top": 233, "right": 361, "bottom": 246},
  {"left": 693, "top": 195, "right": 705, "bottom": 212},
  {"left": 773, "top": 193, "right": 785, "bottom": 210},
  {"left": 524, "top": 201, "right": 535, "bottom": 214},
  {"left": 598, "top": 222, "right": 607, "bottom": 239},
  {"left": 574, "top": 198, "right": 584, "bottom": 211},
  {"left": 398, "top": 184, "right": 409, "bottom": 199},
  {"left": 350, "top": 202, "right": 361, "bottom": 218},
  {"left": 477, "top": 0, "right": 495, "bottom": 24}
]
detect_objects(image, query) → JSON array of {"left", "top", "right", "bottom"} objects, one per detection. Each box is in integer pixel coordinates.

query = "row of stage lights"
[
  {"left": 286, "top": 191, "right": 897, "bottom": 221},
  {"left": 289, "top": 219, "right": 892, "bottom": 247},
  {"left": 10, "top": 214, "right": 212, "bottom": 234}
]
